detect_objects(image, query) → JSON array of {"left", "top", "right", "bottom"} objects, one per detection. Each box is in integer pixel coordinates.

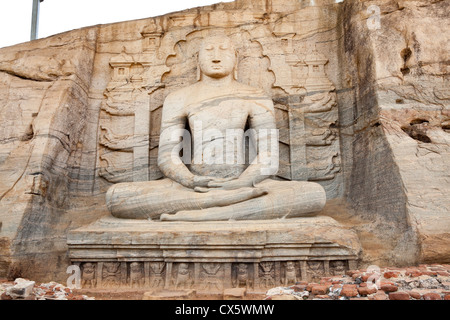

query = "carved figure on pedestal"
[
  {"left": 105, "top": 35, "right": 326, "bottom": 221},
  {"left": 259, "top": 262, "right": 275, "bottom": 288},
  {"left": 284, "top": 261, "right": 298, "bottom": 286},
  {"left": 234, "top": 263, "right": 252, "bottom": 289},
  {"left": 130, "top": 262, "right": 144, "bottom": 288},
  {"left": 201, "top": 263, "right": 222, "bottom": 291},
  {"left": 307, "top": 261, "right": 325, "bottom": 281},
  {"left": 102, "top": 262, "right": 121, "bottom": 287},
  {"left": 81, "top": 262, "right": 96, "bottom": 288},
  {"left": 149, "top": 262, "right": 165, "bottom": 288},
  {"left": 175, "top": 263, "right": 192, "bottom": 289},
  {"left": 330, "top": 260, "right": 347, "bottom": 276}
]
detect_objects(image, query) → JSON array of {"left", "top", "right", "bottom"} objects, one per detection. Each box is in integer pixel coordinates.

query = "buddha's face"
[{"left": 198, "top": 36, "right": 236, "bottom": 79}]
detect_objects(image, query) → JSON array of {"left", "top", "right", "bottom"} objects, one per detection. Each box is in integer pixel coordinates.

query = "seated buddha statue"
[{"left": 105, "top": 35, "right": 326, "bottom": 221}]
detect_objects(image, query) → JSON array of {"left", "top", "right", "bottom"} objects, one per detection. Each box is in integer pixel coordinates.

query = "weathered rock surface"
[{"left": 339, "top": 0, "right": 450, "bottom": 266}]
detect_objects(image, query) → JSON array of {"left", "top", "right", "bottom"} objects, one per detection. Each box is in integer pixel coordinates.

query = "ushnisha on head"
[{"left": 197, "top": 35, "right": 238, "bottom": 80}]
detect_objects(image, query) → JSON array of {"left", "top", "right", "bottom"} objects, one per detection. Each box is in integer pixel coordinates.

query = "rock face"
[
  {"left": 338, "top": 0, "right": 449, "bottom": 265},
  {"left": 0, "top": 0, "right": 448, "bottom": 283}
]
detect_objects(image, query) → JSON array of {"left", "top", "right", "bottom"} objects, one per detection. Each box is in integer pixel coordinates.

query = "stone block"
[
  {"left": 142, "top": 289, "right": 196, "bottom": 300},
  {"left": 6, "top": 278, "right": 35, "bottom": 299},
  {"left": 223, "top": 288, "right": 246, "bottom": 300}
]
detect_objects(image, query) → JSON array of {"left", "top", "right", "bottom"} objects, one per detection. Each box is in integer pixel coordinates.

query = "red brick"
[
  {"left": 380, "top": 284, "right": 398, "bottom": 292},
  {"left": 292, "top": 284, "right": 307, "bottom": 292},
  {"left": 408, "top": 291, "right": 422, "bottom": 300},
  {"left": 332, "top": 280, "right": 342, "bottom": 285},
  {"left": 341, "top": 285, "right": 358, "bottom": 297},
  {"left": 389, "top": 291, "right": 410, "bottom": 300},
  {"left": 384, "top": 271, "right": 400, "bottom": 279},
  {"left": 423, "top": 293, "right": 441, "bottom": 300},
  {"left": 358, "top": 286, "right": 377, "bottom": 296},
  {"left": 346, "top": 270, "right": 359, "bottom": 277},
  {"left": 444, "top": 294, "right": 450, "bottom": 301},
  {"left": 406, "top": 271, "right": 422, "bottom": 277},
  {"left": 306, "top": 283, "right": 319, "bottom": 292},
  {"left": 360, "top": 274, "right": 371, "bottom": 282},
  {"left": 311, "top": 285, "right": 329, "bottom": 295},
  {"left": 324, "top": 282, "right": 333, "bottom": 288},
  {"left": 371, "top": 291, "right": 387, "bottom": 300},
  {"left": 437, "top": 271, "right": 450, "bottom": 276}
]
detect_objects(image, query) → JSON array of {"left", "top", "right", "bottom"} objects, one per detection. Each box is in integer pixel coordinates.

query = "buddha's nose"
[{"left": 212, "top": 49, "right": 221, "bottom": 63}]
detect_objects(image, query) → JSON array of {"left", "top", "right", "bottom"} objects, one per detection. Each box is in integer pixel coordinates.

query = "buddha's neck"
[{"left": 200, "top": 75, "right": 234, "bottom": 87}]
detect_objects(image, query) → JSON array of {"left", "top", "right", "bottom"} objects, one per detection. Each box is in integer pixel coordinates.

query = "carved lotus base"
[{"left": 67, "top": 216, "right": 361, "bottom": 292}]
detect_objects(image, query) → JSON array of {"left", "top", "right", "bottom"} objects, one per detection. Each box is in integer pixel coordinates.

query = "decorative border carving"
[{"left": 73, "top": 258, "right": 357, "bottom": 290}]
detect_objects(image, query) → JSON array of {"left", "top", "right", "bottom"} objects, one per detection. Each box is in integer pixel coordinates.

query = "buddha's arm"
[
  {"left": 239, "top": 97, "right": 279, "bottom": 184},
  {"left": 157, "top": 92, "right": 196, "bottom": 189}
]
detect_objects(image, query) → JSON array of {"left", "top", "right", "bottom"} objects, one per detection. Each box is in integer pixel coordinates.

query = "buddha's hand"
[
  {"left": 206, "top": 178, "right": 253, "bottom": 191},
  {"left": 193, "top": 176, "right": 234, "bottom": 193}
]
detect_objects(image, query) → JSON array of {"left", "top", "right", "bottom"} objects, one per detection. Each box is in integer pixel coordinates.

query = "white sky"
[{"left": 0, "top": 0, "right": 233, "bottom": 49}]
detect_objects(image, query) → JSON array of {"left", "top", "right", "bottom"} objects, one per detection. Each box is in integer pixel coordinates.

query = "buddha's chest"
[{"left": 187, "top": 98, "right": 250, "bottom": 132}]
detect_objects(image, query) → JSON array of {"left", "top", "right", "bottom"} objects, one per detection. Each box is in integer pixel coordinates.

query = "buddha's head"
[{"left": 197, "top": 35, "right": 238, "bottom": 80}]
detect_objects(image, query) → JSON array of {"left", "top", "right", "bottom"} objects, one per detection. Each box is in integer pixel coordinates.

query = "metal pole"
[{"left": 31, "top": 0, "right": 43, "bottom": 40}]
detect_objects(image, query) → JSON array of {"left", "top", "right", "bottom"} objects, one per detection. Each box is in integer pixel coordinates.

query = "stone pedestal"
[{"left": 67, "top": 216, "right": 361, "bottom": 292}]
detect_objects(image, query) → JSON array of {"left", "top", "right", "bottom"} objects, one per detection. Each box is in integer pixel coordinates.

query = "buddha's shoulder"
[
  {"left": 164, "top": 81, "right": 269, "bottom": 102},
  {"left": 164, "top": 85, "right": 194, "bottom": 101},
  {"left": 233, "top": 82, "right": 268, "bottom": 97}
]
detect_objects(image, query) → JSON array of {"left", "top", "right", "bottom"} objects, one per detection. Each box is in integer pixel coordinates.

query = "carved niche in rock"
[{"left": 97, "top": 27, "right": 342, "bottom": 202}]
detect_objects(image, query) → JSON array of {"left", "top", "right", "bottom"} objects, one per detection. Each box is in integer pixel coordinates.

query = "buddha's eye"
[
  {"left": 205, "top": 45, "right": 213, "bottom": 51},
  {"left": 220, "top": 45, "right": 228, "bottom": 50}
]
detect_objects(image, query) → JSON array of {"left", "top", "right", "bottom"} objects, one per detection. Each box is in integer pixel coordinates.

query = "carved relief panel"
[{"left": 75, "top": 258, "right": 353, "bottom": 290}]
